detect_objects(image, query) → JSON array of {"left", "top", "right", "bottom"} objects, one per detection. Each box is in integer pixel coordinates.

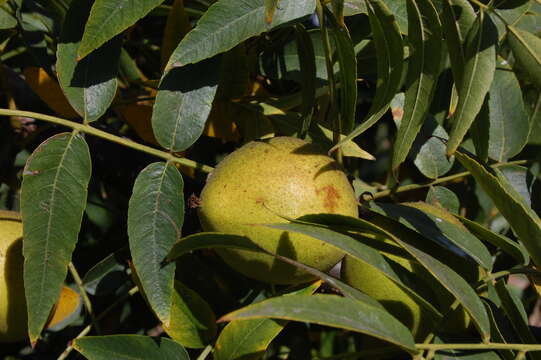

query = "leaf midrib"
[{"left": 37, "top": 133, "right": 77, "bottom": 327}]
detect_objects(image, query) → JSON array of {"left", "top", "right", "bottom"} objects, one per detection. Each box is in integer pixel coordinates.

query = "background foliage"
[{"left": 1, "top": 0, "right": 541, "bottom": 359}]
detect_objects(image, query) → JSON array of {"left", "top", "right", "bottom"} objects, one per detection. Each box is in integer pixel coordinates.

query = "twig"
[
  {"left": 68, "top": 262, "right": 101, "bottom": 335},
  {"left": 416, "top": 343, "right": 541, "bottom": 352},
  {"left": 57, "top": 287, "right": 139, "bottom": 360},
  {"left": 0, "top": 108, "right": 213, "bottom": 173},
  {"left": 372, "top": 160, "right": 529, "bottom": 199}
]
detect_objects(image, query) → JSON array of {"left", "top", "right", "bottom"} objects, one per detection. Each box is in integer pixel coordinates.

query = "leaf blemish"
[
  {"left": 39, "top": 200, "right": 50, "bottom": 213},
  {"left": 23, "top": 170, "right": 40, "bottom": 176}
]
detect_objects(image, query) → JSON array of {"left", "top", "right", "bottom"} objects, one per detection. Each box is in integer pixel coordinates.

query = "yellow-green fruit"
[
  {"left": 403, "top": 202, "right": 480, "bottom": 333},
  {"left": 341, "top": 244, "right": 439, "bottom": 340},
  {"left": 0, "top": 211, "right": 27, "bottom": 343},
  {"left": 198, "top": 136, "right": 358, "bottom": 284}
]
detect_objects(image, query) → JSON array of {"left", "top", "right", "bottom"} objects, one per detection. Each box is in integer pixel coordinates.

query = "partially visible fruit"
[
  {"left": 342, "top": 202, "right": 481, "bottom": 341},
  {"left": 0, "top": 211, "right": 27, "bottom": 343},
  {"left": 198, "top": 136, "right": 358, "bottom": 284},
  {"left": 341, "top": 239, "right": 440, "bottom": 340},
  {"left": 0, "top": 211, "right": 83, "bottom": 342}
]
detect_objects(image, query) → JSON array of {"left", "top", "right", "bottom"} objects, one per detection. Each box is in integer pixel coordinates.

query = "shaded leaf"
[
  {"left": 128, "top": 162, "right": 184, "bottom": 326},
  {"left": 166, "top": 0, "right": 316, "bottom": 68},
  {"left": 441, "top": 0, "right": 476, "bottom": 86},
  {"left": 152, "top": 58, "right": 219, "bottom": 152},
  {"left": 21, "top": 132, "right": 91, "bottom": 342},
  {"left": 483, "top": 299, "right": 515, "bottom": 360},
  {"left": 164, "top": 280, "right": 216, "bottom": 348},
  {"left": 294, "top": 24, "right": 316, "bottom": 138},
  {"left": 264, "top": 222, "right": 442, "bottom": 319},
  {"left": 447, "top": 11, "right": 498, "bottom": 155},
  {"left": 73, "top": 335, "right": 189, "bottom": 360},
  {"left": 494, "top": 279, "right": 541, "bottom": 360},
  {"left": 454, "top": 149, "right": 541, "bottom": 268},
  {"left": 499, "top": 165, "right": 535, "bottom": 208},
  {"left": 410, "top": 115, "right": 454, "bottom": 179},
  {"left": 56, "top": 0, "right": 121, "bottom": 122},
  {"left": 364, "top": 212, "right": 490, "bottom": 340},
  {"left": 214, "top": 282, "right": 319, "bottom": 360},
  {"left": 508, "top": 26, "right": 541, "bottom": 89},
  {"left": 434, "top": 335, "right": 501, "bottom": 360},
  {"left": 391, "top": 0, "right": 442, "bottom": 173},
  {"left": 370, "top": 202, "right": 492, "bottom": 270},
  {"left": 291, "top": 213, "right": 491, "bottom": 340},
  {"left": 344, "top": 0, "right": 366, "bottom": 16},
  {"left": 276, "top": 29, "right": 329, "bottom": 83},
  {"left": 82, "top": 247, "right": 130, "bottom": 296},
  {"left": 330, "top": 0, "right": 404, "bottom": 152},
  {"left": 528, "top": 92, "right": 541, "bottom": 144},
  {"left": 457, "top": 216, "right": 529, "bottom": 266},
  {"left": 470, "top": 98, "right": 490, "bottom": 162},
  {"left": 168, "top": 231, "right": 380, "bottom": 307},
  {"left": 0, "top": 7, "right": 16, "bottom": 29},
  {"left": 220, "top": 294, "right": 417, "bottom": 353},
  {"left": 487, "top": 64, "right": 530, "bottom": 161},
  {"left": 167, "top": 233, "right": 262, "bottom": 262},
  {"left": 78, "top": 0, "right": 165, "bottom": 59},
  {"left": 327, "top": 9, "right": 357, "bottom": 134},
  {"left": 426, "top": 186, "right": 460, "bottom": 214}
]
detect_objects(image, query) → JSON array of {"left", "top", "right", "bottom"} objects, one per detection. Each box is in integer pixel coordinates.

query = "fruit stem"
[
  {"left": 0, "top": 108, "right": 214, "bottom": 173},
  {"left": 372, "top": 159, "right": 529, "bottom": 199},
  {"left": 68, "top": 262, "right": 101, "bottom": 334}
]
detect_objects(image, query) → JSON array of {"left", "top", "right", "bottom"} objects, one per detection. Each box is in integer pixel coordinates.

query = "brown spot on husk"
[{"left": 316, "top": 185, "right": 341, "bottom": 212}]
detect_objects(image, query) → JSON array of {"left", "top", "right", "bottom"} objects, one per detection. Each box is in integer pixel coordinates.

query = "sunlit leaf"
[
  {"left": 73, "top": 335, "right": 189, "bottom": 360},
  {"left": 220, "top": 294, "right": 417, "bottom": 353},
  {"left": 166, "top": 0, "right": 316, "bottom": 68},
  {"left": 21, "top": 133, "right": 91, "bottom": 342},
  {"left": 56, "top": 0, "right": 120, "bottom": 122},
  {"left": 426, "top": 186, "right": 460, "bottom": 214},
  {"left": 128, "top": 162, "right": 184, "bottom": 326},
  {"left": 391, "top": 0, "right": 442, "bottom": 174},
  {"left": 454, "top": 149, "right": 541, "bottom": 268},
  {"left": 163, "top": 280, "right": 216, "bottom": 348},
  {"left": 78, "top": 0, "right": 165, "bottom": 59},
  {"left": 441, "top": 0, "right": 476, "bottom": 86},
  {"left": 214, "top": 282, "right": 319, "bottom": 360},
  {"left": 508, "top": 26, "right": 541, "bottom": 89},
  {"left": 486, "top": 64, "right": 530, "bottom": 161},
  {"left": 330, "top": 0, "right": 404, "bottom": 153},
  {"left": 152, "top": 59, "right": 219, "bottom": 152},
  {"left": 447, "top": 11, "right": 498, "bottom": 155}
]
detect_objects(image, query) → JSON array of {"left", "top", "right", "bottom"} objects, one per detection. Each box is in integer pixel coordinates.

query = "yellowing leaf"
[
  {"left": 46, "top": 286, "right": 82, "bottom": 330},
  {"left": 117, "top": 104, "right": 158, "bottom": 145},
  {"left": 23, "top": 67, "right": 79, "bottom": 118},
  {"left": 204, "top": 102, "right": 241, "bottom": 142}
]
